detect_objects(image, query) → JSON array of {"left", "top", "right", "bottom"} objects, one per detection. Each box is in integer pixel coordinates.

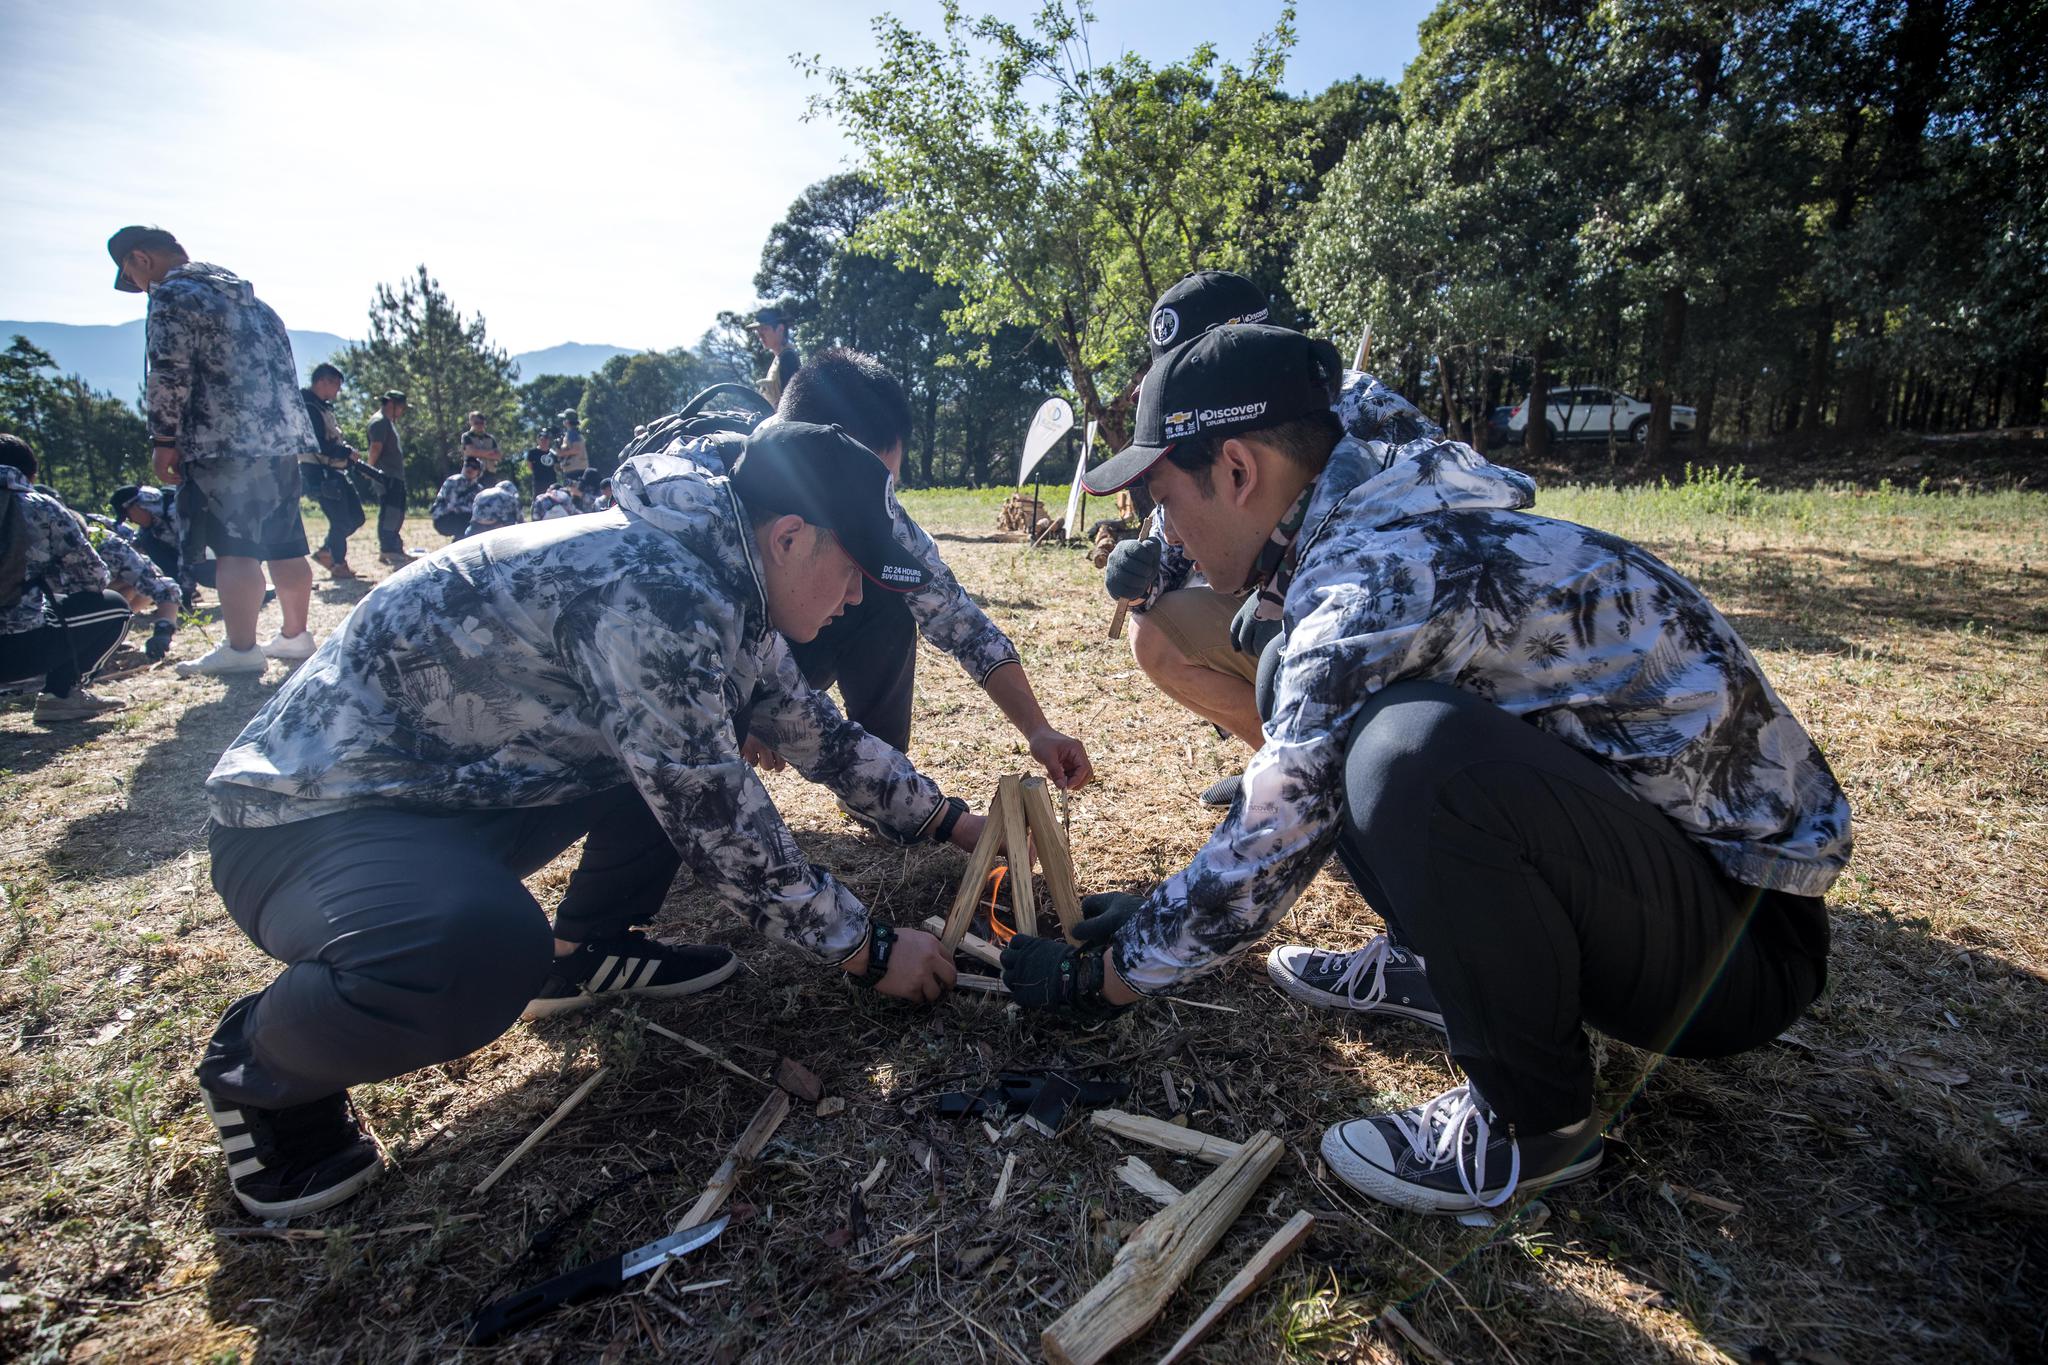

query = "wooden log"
[
  {"left": 952, "top": 974, "right": 1009, "bottom": 995},
  {"left": 921, "top": 916, "right": 1002, "bottom": 969},
  {"left": 1020, "top": 776, "right": 1083, "bottom": 942},
  {"left": 1041, "top": 1132, "right": 1285, "bottom": 1365},
  {"left": 472, "top": 1068, "right": 608, "bottom": 1195},
  {"left": 989, "top": 1152, "right": 1017, "bottom": 1211},
  {"left": 1154, "top": 1210, "right": 1315, "bottom": 1365},
  {"left": 1089, "top": 1110, "right": 1243, "bottom": 1166},
  {"left": 1108, "top": 602, "right": 1129, "bottom": 639},
  {"left": 995, "top": 776, "right": 1036, "bottom": 937},
  {"left": 648, "top": 1088, "right": 791, "bottom": 1290},
  {"left": 940, "top": 808, "right": 1007, "bottom": 951},
  {"left": 1114, "top": 1157, "right": 1182, "bottom": 1207}
]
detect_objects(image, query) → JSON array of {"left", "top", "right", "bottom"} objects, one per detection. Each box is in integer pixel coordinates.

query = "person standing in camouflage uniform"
[
  {"left": 109, "top": 226, "right": 317, "bottom": 676},
  {"left": 299, "top": 364, "right": 368, "bottom": 581},
  {"left": 0, "top": 435, "right": 134, "bottom": 722},
  {"left": 194, "top": 423, "right": 987, "bottom": 1217}
]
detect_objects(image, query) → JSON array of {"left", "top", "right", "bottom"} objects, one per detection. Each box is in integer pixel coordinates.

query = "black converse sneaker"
[
  {"left": 521, "top": 933, "right": 738, "bottom": 1021},
  {"left": 1266, "top": 935, "right": 1446, "bottom": 1029},
  {"left": 1322, "top": 1083, "right": 1604, "bottom": 1214},
  {"left": 202, "top": 1088, "right": 385, "bottom": 1218}
]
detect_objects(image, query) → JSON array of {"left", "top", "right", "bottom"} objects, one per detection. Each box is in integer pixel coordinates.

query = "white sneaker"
[
  {"left": 34, "top": 688, "right": 126, "bottom": 723},
  {"left": 176, "top": 642, "right": 268, "bottom": 677},
  {"left": 260, "top": 631, "right": 317, "bottom": 662}
]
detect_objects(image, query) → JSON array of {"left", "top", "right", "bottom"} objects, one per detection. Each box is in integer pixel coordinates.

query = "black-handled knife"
[{"left": 466, "top": 1215, "right": 729, "bottom": 1345}]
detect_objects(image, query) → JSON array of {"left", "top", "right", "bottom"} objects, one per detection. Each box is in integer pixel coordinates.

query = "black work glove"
[
  {"left": 1229, "top": 591, "right": 1282, "bottom": 660},
  {"left": 1103, "top": 536, "right": 1162, "bottom": 603},
  {"left": 1072, "top": 892, "right": 1143, "bottom": 946},
  {"left": 1000, "top": 933, "right": 1132, "bottom": 1023},
  {"left": 145, "top": 618, "right": 175, "bottom": 661}
]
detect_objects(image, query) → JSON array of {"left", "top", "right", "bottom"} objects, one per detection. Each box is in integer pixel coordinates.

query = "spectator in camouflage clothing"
[
  {"left": 457, "top": 411, "right": 501, "bottom": 475},
  {"left": 0, "top": 435, "right": 133, "bottom": 722},
  {"left": 1008, "top": 323, "right": 1849, "bottom": 1216},
  {"left": 467, "top": 479, "right": 522, "bottom": 535},
  {"left": 110, "top": 482, "right": 212, "bottom": 601},
  {"left": 109, "top": 226, "right": 317, "bottom": 676},
  {"left": 194, "top": 423, "right": 987, "bottom": 1217},
  {"left": 86, "top": 514, "right": 181, "bottom": 661},
  {"left": 431, "top": 457, "right": 485, "bottom": 538},
  {"left": 1105, "top": 272, "right": 1442, "bottom": 808},
  {"left": 299, "top": 363, "right": 368, "bottom": 580}
]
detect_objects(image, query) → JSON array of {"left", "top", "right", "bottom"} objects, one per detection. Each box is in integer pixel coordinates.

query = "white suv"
[{"left": 1506, "top": 386, "right": 1697, "bottom": 444}]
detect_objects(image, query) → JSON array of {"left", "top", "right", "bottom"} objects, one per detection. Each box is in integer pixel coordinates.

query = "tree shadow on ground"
[{"left": 1686, "top": 547, "right": 2048, "bottom": 642}]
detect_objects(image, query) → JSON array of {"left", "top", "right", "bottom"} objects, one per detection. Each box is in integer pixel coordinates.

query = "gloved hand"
[
  {"left": 1104, "top": 536, "right": 1162, "bottom": 604},
  {"left": 1071, "top": 892, "right": 1143, "bottom": 946},
  {"left": 1230, "top": 592, "right": 1282, "bottom": 660},
  {"left": 1000, "top": 933, "right": 1131, "bottom": 1022},
  {"left": 145, "top": 619, "right": 175, "bottom": 661}
]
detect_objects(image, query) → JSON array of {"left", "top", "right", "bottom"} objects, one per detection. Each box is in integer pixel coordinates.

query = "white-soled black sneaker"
[
  {"left": 1322, "top": 1083, "right": 1604, "bottom": 1214},
  {"left": 521, "top": 933, "right": 738, "bottom": 1021},
  {"left": 202, "top": 1087, "right": 384, "bottom": 1219},
  {"left": 1266, "top": 935, "right": 1446, "bottom": 1030}
]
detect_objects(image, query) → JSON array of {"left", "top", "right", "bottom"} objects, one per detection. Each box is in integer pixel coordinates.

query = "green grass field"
[{"left": 2, "top": 473, "right": 2043, "bottom": 1363}]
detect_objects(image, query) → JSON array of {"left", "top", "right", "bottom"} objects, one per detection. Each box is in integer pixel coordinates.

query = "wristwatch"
[{"left": 851, "top": 920, "right": 896, "bottom": 989}]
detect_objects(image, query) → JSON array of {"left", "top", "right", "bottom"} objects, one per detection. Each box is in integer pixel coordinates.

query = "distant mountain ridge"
[{"left": 0, "top": 319, "right": 636, "bottom": 403}]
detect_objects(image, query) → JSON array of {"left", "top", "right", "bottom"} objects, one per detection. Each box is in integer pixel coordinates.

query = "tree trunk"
[
  {"left": 1524, "top": 335, "right": 1552, "bottom": 460},
  {"left": 1646, "top": 286, "right": 1688, "bottom": 462},
  {"left": 2016, "top": 357, "right": 2048, "bottom": 427},
  {"left": 1435, "top": 352, "right": 1466, "bottom": 443},
  {"left": 1695, "top": 371, "right": 1718, "bottom": 450},
  {"left": 918, "top": 384, "right": 939, "bottom": 487},
  {"left": 1800, "top": 306, "right": 1833, "bottom": 431}
]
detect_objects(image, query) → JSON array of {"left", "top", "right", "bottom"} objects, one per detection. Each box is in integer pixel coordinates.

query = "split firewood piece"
[
  {"left": 940, "top": 806, "right": 1007, "bottom": 951},
  {"left": 1041, "top": 1131, "right": 1285, "bottom": 1365},
  {"left": 952, "top": 974, "right": 1009, "bottom": 995},
  {"left": 1020, "top": 776, "right": 1083, "bottom": 942},
  {"left": 1108, "top": 602, "right": 1130, "bottom": 640},
  {"left": 1090, "top": 1109, "right": 1244, "bottom": 1166},
  {"left": 1154, "top": 1210, "right": 1315, "bottom": 1365},
  {"left": 1114, "top": 1157, "right": 1182, "bottom": 1207},
  {"left": 995, "top": 776, "right": 1037, "bottom": 937},
  {"left": 989, "top": 1152, "right": 1018, "bottom": 1211},
  {"left": 774, "top": 1057, "right": 824, "bottom": 1103},
  {"left": 920, "top": 915, "right": 1002, "bottom": 969},
  {"left": 644, "top": 1021, "right": 769, "bottom": 1087},
  {"left": 472, "top": 1067, "right": 609, "bottom": 1196},
  {"left": 648, "top": 1088, "right": 791, "bottom": 1291}
]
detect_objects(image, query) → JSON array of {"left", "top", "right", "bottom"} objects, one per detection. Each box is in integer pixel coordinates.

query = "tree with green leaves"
[
  {"left": 577, "top": 349, "right": 718, "bottom": 465},
  {"left": 516, "top": 374, "right": 585, "bottom": 443},
  {"left": 332, "top": 266, "right": 519, "bottom": 501},
  {"left": 0, "top": 336, "right": 148, "bottom": 508}
]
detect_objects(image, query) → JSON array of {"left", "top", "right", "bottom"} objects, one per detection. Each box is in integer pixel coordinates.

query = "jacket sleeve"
[
  {"left": 40, "top": 504, "right": 113, "bottom": 600},
  {"left": 1110, "top": 543, "right": 1450, "bottom": 995},
  {"left": 302, "top": 394, "right": 353, "bottom": 462},
  {"left": 566, "top": 595, "right": 876, "bottom": 963},
  {"left": 743, "top": 628, "right": 947, "bottom": 842},
  {"left": 430, "top": 476, "right": 460, "bottom": 519},
  {"left": 886, "top": 494, "right": 1021, "bottom": 682},
  {"left": 144, "top": 296, "right": 196, "bottom": 443},
  {"left": 95, "top": 532, "right": 179, "bottom": 611}
]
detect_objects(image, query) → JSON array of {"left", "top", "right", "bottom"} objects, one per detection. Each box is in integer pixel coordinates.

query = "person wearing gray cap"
[
  {"left": 108, "top": 225, "right": 318, "bottom": 675},
  {"left": 753, "top": 307, "right": 802, "bottom": 407}
]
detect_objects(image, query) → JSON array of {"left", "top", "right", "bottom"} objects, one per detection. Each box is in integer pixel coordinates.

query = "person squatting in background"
[
  {"left": 467, "top": 478, "right": 522, "bottom": 536},
  {"left": 432, "top": 457, "right": 485, "bottom": 538}
]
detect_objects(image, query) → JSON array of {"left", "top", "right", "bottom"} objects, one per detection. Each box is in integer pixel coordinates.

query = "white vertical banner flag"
[
  {"left": 1018, "top": 397, "right": 1075, "bottom": 486},
  {"left": 1063, "top": 418, "right": 1097, "bottom": 537}
]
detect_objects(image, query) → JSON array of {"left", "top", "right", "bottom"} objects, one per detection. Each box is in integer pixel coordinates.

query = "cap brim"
[
  {"left": 113, "top": 266, "right": 141, "bottom": 293},
  {"left": 1079, "top": 442, "right": 1171, "bottom": 496}
]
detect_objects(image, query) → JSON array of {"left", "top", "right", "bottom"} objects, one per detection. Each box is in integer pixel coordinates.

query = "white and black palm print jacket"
[{"left": 1111, "top": 433, "right": 1854, "bottom": 995}]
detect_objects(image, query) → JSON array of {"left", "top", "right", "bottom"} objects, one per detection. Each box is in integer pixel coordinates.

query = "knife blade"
[{"left": 466, "top": 1215, "right": 728, "bottom": 1345}]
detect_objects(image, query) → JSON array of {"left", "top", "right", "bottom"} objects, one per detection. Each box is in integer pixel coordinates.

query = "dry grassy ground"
[{"left": 2, "top": 472, "right": 2043, "bottom": 1364}]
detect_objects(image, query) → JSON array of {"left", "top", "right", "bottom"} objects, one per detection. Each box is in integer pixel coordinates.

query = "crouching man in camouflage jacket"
[
  {"left": 1003, "top": 324, "right": 1850, "bottom": 1216},
  {"left": 195, "top": 422, "right": 987, "bottom": 1219}
]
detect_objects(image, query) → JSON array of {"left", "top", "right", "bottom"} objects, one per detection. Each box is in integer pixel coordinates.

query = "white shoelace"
[
  {"left": 1387, "top": 1083, "right": 1520, "bottom": 1208},
  {"left": 1329, "top": 935, "right": 1396, "bottom": 1007}
]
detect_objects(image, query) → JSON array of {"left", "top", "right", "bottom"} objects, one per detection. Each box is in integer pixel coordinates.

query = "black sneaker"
[
  {"left": 202, "top": 1088, "right": 384, "bottom": 1219},
  {"left": 1199, "top": 775, "right": 1242, "bottom": 808},
  {"left": 1322, "top": 1083, "right": 1604, "bottom": 1214},
  {"left": 521, "top": 933, "right": 738, "bottom": 1021},
  {"left": 1266, "top": 935, "right": 1446, "bottom": 1030}
]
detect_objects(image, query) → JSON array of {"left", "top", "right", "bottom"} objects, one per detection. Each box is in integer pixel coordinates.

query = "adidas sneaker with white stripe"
[
  {"left": 521, "top": 932, "right": 738, "bottom": 1020},
  {"left": 202, "top": 1087, "right": 384, "bottom": 1218}
]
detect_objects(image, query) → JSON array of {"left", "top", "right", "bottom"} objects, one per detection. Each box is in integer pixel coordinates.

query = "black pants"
[
  {"left": 301, "top": 463, "right": 365, "bottom": 563},
  {"left": 0, "top": 590, "right": 132, "bottom": 696},
  {"left": 1257, "top": 652, "right": 1829, "bottom": 1131},
  {"left": 785, "top": 588, "right": 918, "bottom": 751},
  {"left": 198, "top": 786, "right": 681, "bottom": 1109},
  {"left": 374, "top": 468, "right": 408, "bottom": 554}
]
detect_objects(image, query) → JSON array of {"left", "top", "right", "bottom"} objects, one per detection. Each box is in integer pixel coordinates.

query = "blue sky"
[{"left": 0, "top": 0, "right": 1434, "bottom": 352}]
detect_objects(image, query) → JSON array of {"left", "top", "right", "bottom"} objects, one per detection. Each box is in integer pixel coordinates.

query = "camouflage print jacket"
[
  {"left": 431, "top": 474, "right": 482, "bottom": 523},
  {"left": 531, "top": 486, "right": 583, "bottom": 521},
  {"left": 1139, "top": 370, "right": 1441, "bottom": 607},
  {"left": 205, "top": 455, "right": 950, "bottom": 963},
  {"left": 93, "top": 525, "right": 181, "bottom": 613},
  {"left": 469, "top": 481, "right": 523, "bottom": 530},
  {"left": 146, "top": 263, "right": 318, "bottom": 466},
  {"left": 1112, "top": 433, "right": 1854, "bottom": 996},
  {"left": 1, "top": 466, "right": 111, "bottom": 635}
]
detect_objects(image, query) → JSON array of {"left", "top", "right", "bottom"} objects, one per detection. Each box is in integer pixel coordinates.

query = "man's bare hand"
[
  {"left": 845, "top": 926, "right": 956, "bottom": 1003},
  {"left": 1028, "top": 727, "right": 1095, "bottom": 790},
  {"left": 152, "top": 445, "right": 181, "bottom": 484},
  {"left": 740, "top": 734, "right": 786, "bottom": 772},
  {"left": 949, "top": 811, "right": 987, "bottom": 851}
]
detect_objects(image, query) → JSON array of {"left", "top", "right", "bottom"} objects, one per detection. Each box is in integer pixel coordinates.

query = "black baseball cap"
[
  {"left": 729, "top": 421, "right": 929, "bottom": 594},
  {"left": 1081, "top": 324, "right": 1342, "bottom": 495},
  {"left": 754, "top": 306, "right": 785, "bottom": 327},
  {"left": 107, "top": 225, "right": 181, "bottom": 293},
  {"left": 380, "top": 390, "right": 407, "bottom": 404},
  {"left": 1147, "top": 270, "right": 1270, "bottom": 357}
]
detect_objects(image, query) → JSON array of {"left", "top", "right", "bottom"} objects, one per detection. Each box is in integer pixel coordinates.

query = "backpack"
[
  {"left": 614, "top": 383, "right": 775, "bottom": 466},
  {"left": 0, "top": 492, "right": 29, "bottom": 612}
]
